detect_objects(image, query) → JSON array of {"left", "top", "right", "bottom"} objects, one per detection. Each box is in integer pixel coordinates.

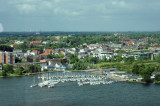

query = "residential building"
[
  {"left": 15, "top": 40, "right": 24, "bottom": 44},
  {"left": 30, "top": 41, "right": 42, "bottom": 45},
  {"left": 10, "top": 43, "right": 19, "bottom": 47},
  {"left": 0, "top": 51, "right": 15, "bottom": 64},
  {"left": 40, "top": 49, "right": 54, "bottom": 56}
]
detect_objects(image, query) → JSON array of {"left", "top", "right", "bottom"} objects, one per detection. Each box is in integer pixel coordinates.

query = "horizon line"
[{"left": 1, "top": 30, "right": 160, "bottom": 33}]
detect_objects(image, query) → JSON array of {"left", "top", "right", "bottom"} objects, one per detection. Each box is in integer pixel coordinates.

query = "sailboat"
[{"left": 30, "top": 76, "right": 37, "bottom": 87}]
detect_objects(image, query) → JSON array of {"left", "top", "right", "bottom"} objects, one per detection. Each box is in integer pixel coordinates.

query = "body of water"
[{"left": 0, "top": 74, "right": 160, "bottom": 106}]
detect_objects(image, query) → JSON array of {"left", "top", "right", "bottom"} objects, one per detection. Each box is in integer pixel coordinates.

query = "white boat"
[
  {"left": 78, "top": 81, "right": 83, "bottom": 86},
  {"left": 38, "top": 83, "right": 45, "bottom": 87},
  {"left": 30, "top": 84, "right": 37, "bottom": 88},
  {"left": 48, "top": 83, "right": 56, "bottom": 88}
]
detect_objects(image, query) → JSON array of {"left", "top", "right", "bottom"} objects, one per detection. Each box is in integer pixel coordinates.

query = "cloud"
[
  {"left": 7, "top": 0, "right": 160, "bottom": 16},
  {"left": 16, "top": 4, "right": 36, "bottom": 14},
  {"left": 111, "top": 1, "right": 127, "bottom": 8},
  {"left": 1, "top": 0, "right": 160, "bottom": 31},
  {"left": 9, "top": 0, "right": 54, "bottom": 14},
  {"left": 0, "top": 23, "right": 4, "bottom": 32},
  {"left": 8, "top": 0, "right": 109, "bottom": 16}
]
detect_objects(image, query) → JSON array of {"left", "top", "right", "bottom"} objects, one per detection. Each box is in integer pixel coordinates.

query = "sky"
[{"left": 0, "top": 0, "right": 160, "bottom": 32}]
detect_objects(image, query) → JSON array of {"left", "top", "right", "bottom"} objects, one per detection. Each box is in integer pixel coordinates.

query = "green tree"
[
  {"left": 140, "top": 65, "right": 154, "bottom": 83},
  {"left": 116, "top": 56, "right": 123, "bottom": 62},
  {"left": 34, "top": 57, "right": 39, "bottom": 62},
  {"left": 34, "top": 64, "right": 41, "bottom": 72},
  {"left": 15, "top": 56, "right": 22, "bottom": 63},
  {"left": 132, "top": 63, "right": 139, "bottom": 74},
  {"left": 142, "top": 74, "right": 151, "bottom": 83},
  {"left": 155, "top": 74, "right": 160, "bottom": 81},
  {"left": 47, "top": 54, "right": 53, "bottom": 59},
  {"left": 27, "top": 64, "right": 41, "bottom": 73},
  {"left": 1, "top": 70, "right": 7, "bottom": 76},
  {"left": 127, "top": 56, "right": 134, "bottom": 63},
  {"left": 15, "top": 67, "right": 24, "bottom": 75},
  {"left": 155, "top": 65, "right": 160, "bottom": 72},
  {"left": 3, "top": 64, "right": 14, "bottom": 74},
  {"left": 27, "top": 64, "right": 34, "bottom": 73},
  {"left": 0, "top": 44, "right": 13, "bottom": 52}
]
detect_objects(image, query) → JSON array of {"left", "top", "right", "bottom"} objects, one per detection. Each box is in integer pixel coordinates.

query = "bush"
[
  {"left": 14, "top": 67, "right": 24, "bottom": 75},
  {"left": 1, "top": 71, "right": 7, "bottom": 76},
  {"left": 155, "top": 74, "right": 160, "bottom": 81},
  {"left": 3, "top": 64, "right": 14, "bottom": 74}
]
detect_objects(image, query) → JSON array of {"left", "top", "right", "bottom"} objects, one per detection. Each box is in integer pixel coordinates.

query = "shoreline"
[{"left": 0, "top": 69, "right": 158, "bottom": 84}]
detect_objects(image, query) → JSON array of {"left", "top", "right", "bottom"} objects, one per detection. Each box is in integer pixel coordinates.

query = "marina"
[
  {"left": 1, "top": 76, "right": 160, "bottom": 106},
  {"left": 30, "top": 71, "right": 115, "bottom": 88}
]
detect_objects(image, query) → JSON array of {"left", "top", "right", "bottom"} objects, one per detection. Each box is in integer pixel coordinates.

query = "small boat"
[
  {"left": 48, "top": 83, "right": 55, "bottom": 88},
  {"left": 48, "top": 81, "right": 59, "bottom": 88},
  {"left": 38, "top": 83, "right": 45, "bottom": 87},
  {"left": 78, "top": 81, "right": 83, "bottom": 86},
  {"left": 30, "top": 84, "right": 37, "bottom": 88}
]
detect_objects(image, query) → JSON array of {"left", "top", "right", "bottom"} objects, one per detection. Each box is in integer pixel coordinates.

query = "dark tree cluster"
[{"left": 0, "top": 45, "right": 13, "bottom": 52}]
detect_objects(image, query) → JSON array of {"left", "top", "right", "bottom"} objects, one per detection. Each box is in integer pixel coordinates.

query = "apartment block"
[{"left": 0, "top": 51, "right": 15, "bottom": 64}]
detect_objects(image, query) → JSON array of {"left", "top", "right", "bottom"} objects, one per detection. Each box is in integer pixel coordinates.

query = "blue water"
[{"left": 0, "top": 76, "right": 160, "bottom": 106}]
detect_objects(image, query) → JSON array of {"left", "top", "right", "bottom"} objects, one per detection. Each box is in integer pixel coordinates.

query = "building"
[
  {"left": 0, "top": 51, "right": 15, "bottom": 64},
  {"left": 15, "top": 40, "right": 24, "bottom": 44},
  {"left": 30, "top": 41, "right": 42, "bottom": 45},
  {"left": 10, "top": 43, "right": 19, "bottom": 47},
  {"left": 52, "top": 41, "right": 60, "bottom": 43},
  {"left": 40, "top": 49, "right": 54, "bottom": 56},
  {"left": 30, "top": 50, "right": 38, "bottom": 56}
]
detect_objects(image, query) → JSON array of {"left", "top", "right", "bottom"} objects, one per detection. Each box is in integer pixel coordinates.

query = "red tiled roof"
[
  {"left": 40, "top": 49, "right": 54, "bottom": 56},
  {"left": 53, "top": 41, "right": 59, "bottom": 43},
  {"left": 10, "top": 43, "right": 19, "bottom": 47},
  {"left": 32, "top": 50, "right": 38, "bottom": 52},
  {"left": 30, "top": 41, "right": 42, "bottom": 44}
]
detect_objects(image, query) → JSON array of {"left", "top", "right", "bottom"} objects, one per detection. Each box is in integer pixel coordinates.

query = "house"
[
  {"left": 78, "top": 54, "right": 89, "bottom": 59},
  {"left": 79, "top": 49, "right": 88, "bottom": 55},
  {"left": 39, "top": 62, "right": 48, "bottom": 71},
  {"left": 24, "top": 50, "right": 42, "bottom": 56},
  {"left": 27, "top": 56, "right": 34, "bottom": 62},
  {"left": 15, "top": 40, "right": 24, "bottom": 44},
  {"left": 13, "top": 50, "right": 26, "bottom": 59},
  {"left": 40, "top": 49, "right": 54, "bottom": 56},
  {"left": 125, "top": 40, "right": 137, "bottom": 46},
  {"left": 40, "top": 58, "right": 62, "bottom": 64},
  {"left": 30, "top": 50, "right": 43, "bottom": 56},
  {"left": 87, "top": 44, "right": 101, "bottom": 50},
  {"left": 98, "top": 52, "right": 113, "bottom": 60},
  {"left": 30, "top": 41, "right": 42, "bottom": 45},
  {"left": 110, "top": 44, "right": 122, "bottom": 48},
  {"left": 42, "top": 60, "right": 66, "bottom": 71},
  {"left": 10, "top": 43, "right": 19, "bottom": 47},
  {"left": 42, "top": 41, "right": 49, "bottom": 45},
  {"left": 52, "top": 41, "right": 60, "bottom": 43},
  {"left": 131, "top": 52, "right": 151, "bottom": 60},
  {"left": 66, "top": 48, "right": 76, "bottom": 54},
  {"left": 30, "top": 50, "right": 38, "bottom": 56}
]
